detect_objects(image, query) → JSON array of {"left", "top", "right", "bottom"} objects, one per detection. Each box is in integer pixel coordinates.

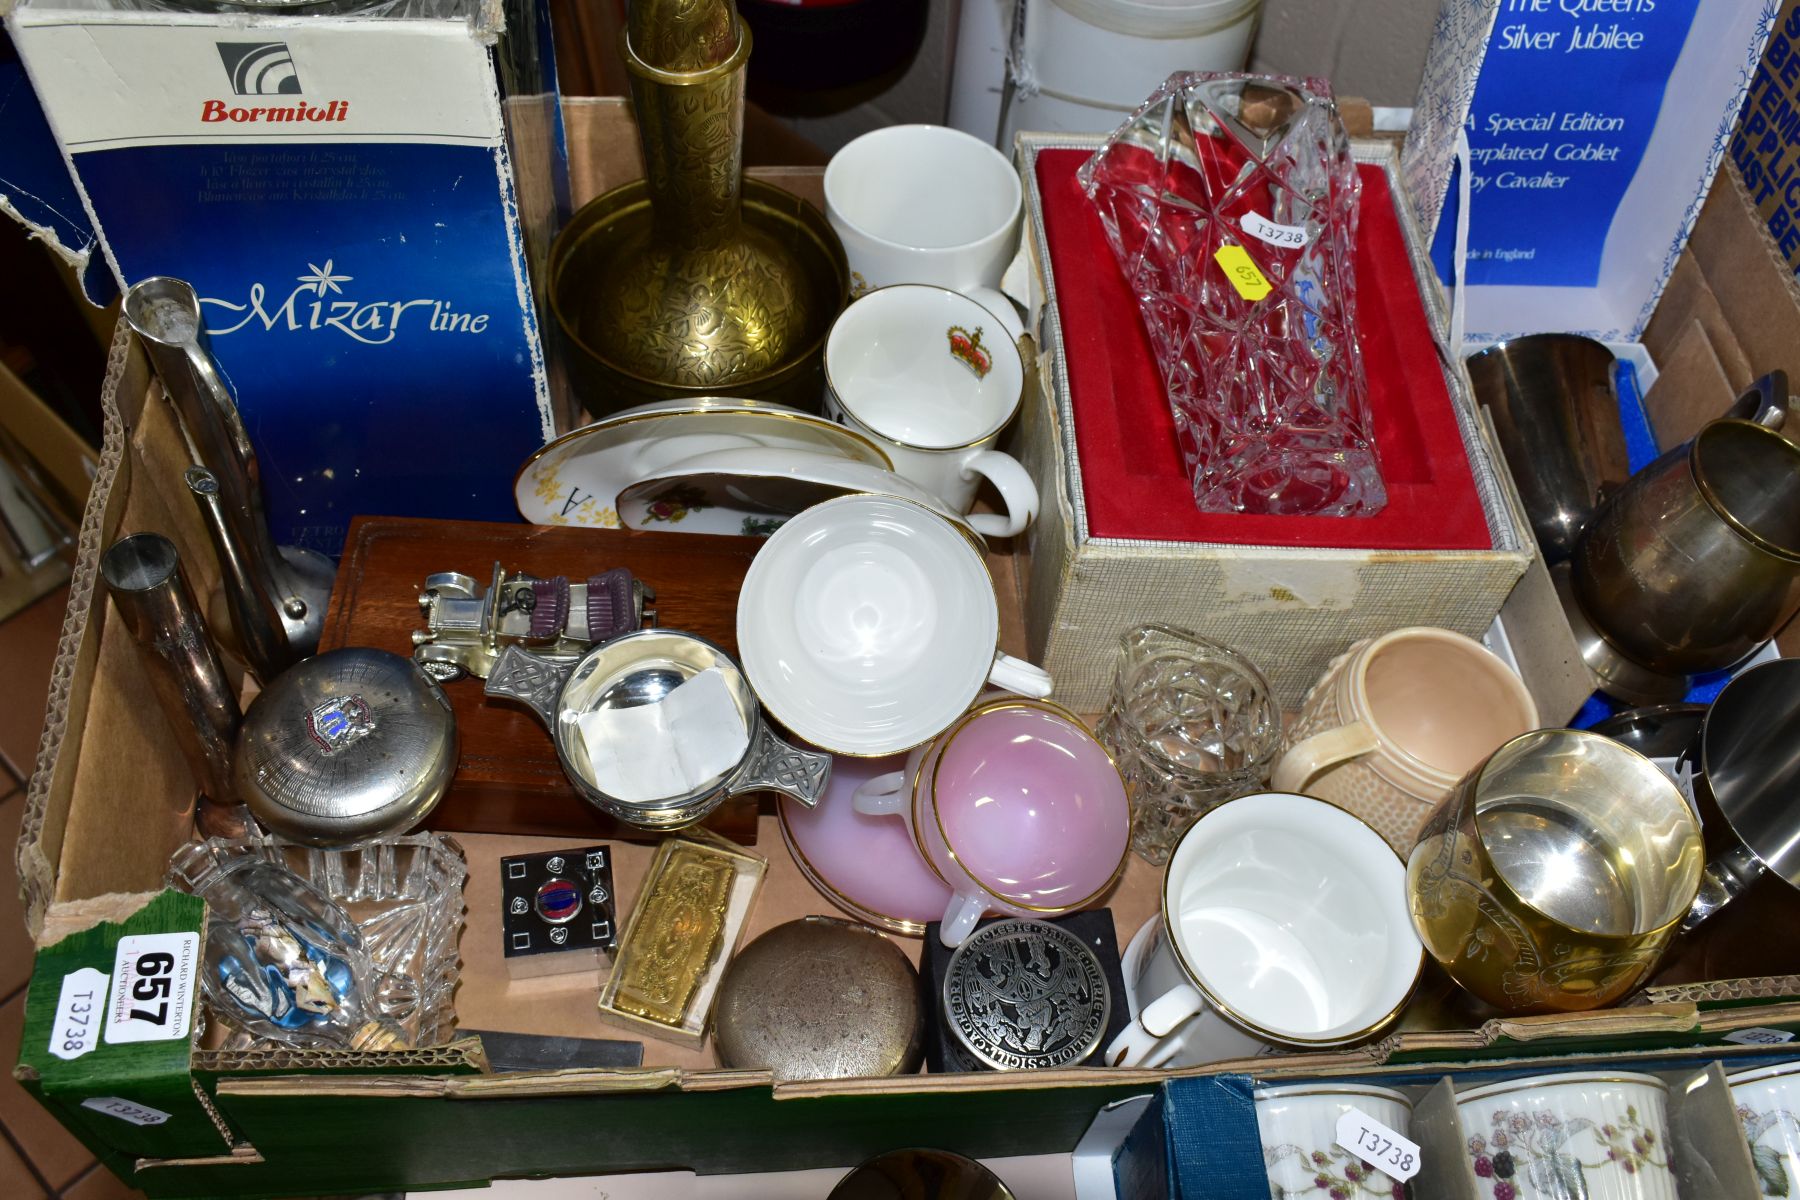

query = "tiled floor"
[{"left": 0, "top": 586, "right": 145, "bottom": 1199}]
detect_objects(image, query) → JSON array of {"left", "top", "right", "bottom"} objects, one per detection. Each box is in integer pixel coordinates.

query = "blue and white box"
[
  {"left": 1, "top": 0, "right": 561, "bottom": 552},
  {"left": 1402, "top": 0, "right": 1775, "bottom": 344}
]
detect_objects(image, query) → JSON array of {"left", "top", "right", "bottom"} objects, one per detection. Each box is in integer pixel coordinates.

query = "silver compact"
[
  {"left": 234, "top": 647, "right": 458, "bottom": 847},
  {"left": 713, "top": 917, "right": 922, "bottom": 1081},
  {"left": 941, "top": 918, "right": 1109, "bottom": 1072}
]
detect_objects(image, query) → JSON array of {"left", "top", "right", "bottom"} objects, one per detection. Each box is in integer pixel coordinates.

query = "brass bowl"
[{"left": 549, "top": 177, "right": 848, "bottom": 419}]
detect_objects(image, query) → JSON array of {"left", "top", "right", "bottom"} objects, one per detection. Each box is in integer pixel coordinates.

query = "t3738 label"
[{"left": 48, "top": 968, "right": 108, "bottom": 1061}]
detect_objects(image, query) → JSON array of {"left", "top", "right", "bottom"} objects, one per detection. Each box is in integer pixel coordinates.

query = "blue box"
[{"left": 1402, "top": 0, "right": 1773, "bottom": 344}]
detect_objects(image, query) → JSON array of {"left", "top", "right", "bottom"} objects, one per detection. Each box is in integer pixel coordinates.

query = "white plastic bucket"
[{"left": 949, "top": 0, "right": 1263, "bottom": 145}]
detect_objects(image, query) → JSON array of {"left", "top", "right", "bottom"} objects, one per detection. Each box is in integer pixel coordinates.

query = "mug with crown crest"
[{"left": 824, "top": 284, "right": 1037, "bottom": 538}]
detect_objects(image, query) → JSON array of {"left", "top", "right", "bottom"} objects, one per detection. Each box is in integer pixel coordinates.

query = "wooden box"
[{"left": 322, "top": 515, "right": 762, "bottom": 842}]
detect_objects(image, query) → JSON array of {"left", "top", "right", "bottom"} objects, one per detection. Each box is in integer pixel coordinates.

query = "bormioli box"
[{"left": 0, "top": 0, "right": 560, "bottom": 553}]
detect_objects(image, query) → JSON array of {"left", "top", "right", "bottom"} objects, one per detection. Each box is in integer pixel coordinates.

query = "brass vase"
[{"left": 549, "top": 0, "right": 846, "bottom": 415}]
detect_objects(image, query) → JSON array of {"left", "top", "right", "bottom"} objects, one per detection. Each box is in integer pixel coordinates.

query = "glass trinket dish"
[
  {"left": 1096, "top": 624, "right": 1285, "bottom": 865},
  {"left": 169, "top": 834, "right": 466, "bottom": 1052}
]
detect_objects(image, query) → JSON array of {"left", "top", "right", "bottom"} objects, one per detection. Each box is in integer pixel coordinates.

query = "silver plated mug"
[
  {"left": 1569, "top": 418, "right": 1800, "bottom": 701},
  {"left": 1466, "top": 334, "right": 1629, "bottom": 565},
  {"left": 1679, "top": 658, "right": 1800, "bottom": 930}
]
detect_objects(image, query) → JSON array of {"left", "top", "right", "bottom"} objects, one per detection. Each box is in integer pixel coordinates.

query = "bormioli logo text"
[
  {"left": 206, "top": 42, "right": 349, "bottom": 125},
  {"left": 201, "top": 99, "right": 350, "bottom": 125},
  {"left": 201, "top": 262, "right": 492, "bottom": 347}
]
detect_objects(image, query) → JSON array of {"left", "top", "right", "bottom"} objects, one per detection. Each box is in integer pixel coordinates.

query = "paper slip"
[{"left": 576, "top": 668, "right": 749, "bottom": 803}]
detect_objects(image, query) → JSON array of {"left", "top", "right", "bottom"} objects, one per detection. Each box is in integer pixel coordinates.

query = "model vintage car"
[{"left": 412, "top": 562, "right": 654, "bottom": 682}]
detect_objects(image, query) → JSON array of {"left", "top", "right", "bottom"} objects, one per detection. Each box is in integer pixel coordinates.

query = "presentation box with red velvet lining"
[{"left": 1008, "top": 133, "right": 1534, "bottom": 712}]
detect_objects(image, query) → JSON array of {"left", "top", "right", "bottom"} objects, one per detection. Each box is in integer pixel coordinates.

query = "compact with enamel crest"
[
  {"left": 500, "top": 845, "right": 619, "bottom": 980},
  {"left": 233, "top": 647, "right": 458, "bottom": 848}
]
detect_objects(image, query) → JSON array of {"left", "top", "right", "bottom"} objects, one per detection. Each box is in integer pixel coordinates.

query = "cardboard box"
[
  {"left": 0, "top": 360, "right": 81, "bottom": 618},
  {"left": 1, "top": 0, "right": 562, "bottom": 554},
  {"left": 1011, "top": 131, "right": 1533, "bottom": 713},
  {"left": 16, "top": 103, "right": 1800, "bottom": 1198},
  {"left": 1401, "top": 0, "right": 1770, "bottom": 344}
]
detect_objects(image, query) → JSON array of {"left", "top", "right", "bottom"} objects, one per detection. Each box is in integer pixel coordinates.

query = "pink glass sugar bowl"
[
  {"left": 779, "top": 752, "right": 955, "bottom": 936},
  {"left": 853, "top": 697, "right": 1131, "bottom": 947}
]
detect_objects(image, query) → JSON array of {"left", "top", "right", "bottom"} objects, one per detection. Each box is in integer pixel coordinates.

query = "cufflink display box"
[{"left": 501, "top": 846, "right": 619, "bottom": 980}]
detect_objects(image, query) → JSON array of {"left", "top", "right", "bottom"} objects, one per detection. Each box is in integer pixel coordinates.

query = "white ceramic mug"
[
  {"left": 1455, "top": 1071, "right": 1676, "bottom": 1200},
  {"left": 1255, "top": 1082, "right": 1414, "bottom": 1200},
  {"left": 825, "top": 285, "right": 1038, "bottom": 538},
  {"left": 1729, "top": 1061, "right": 1800, "bottom": 1199},
  {"left": 1106, "top": 792, "right": 1422, "bottom": 1069},
  {"left": 1118, "top": 914, "right": 1269, "bottom": 1068},
  {"left": 824, "top": 124, "right": 1024, "bottom": 338}
]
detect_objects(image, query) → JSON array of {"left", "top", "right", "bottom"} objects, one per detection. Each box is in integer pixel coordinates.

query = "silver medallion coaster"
[{"left": 942, "top": 918, "right": 1110, "bottom": 1071}]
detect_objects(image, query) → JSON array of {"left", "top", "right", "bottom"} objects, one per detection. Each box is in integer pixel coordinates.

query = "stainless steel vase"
[
  {"left": 1569, "top": 417, "right": 1800, "bottom": 698},
  {"left": 100, "top": 533, "right": 252, "bottom": 840},
  {"left": 122, "top": 276, "right": 335, "bottom": 682}
]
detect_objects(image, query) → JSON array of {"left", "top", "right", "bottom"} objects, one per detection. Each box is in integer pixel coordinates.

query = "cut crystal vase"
[{"left": 1080, "top": 72, "right": 1386, "bottom": 517}]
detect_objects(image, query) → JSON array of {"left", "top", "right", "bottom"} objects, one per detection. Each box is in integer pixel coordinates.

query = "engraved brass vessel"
[{"left": 549, "top": 0, "right": 847, "bottom": 417}]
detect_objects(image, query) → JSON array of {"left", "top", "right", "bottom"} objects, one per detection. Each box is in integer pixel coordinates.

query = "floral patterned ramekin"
[
  {"left": 1254, "top": 1082, "right": 1413, "bottom": 1200},
  {"left": 1455, "top": 1072, "right": 1676, "bottom": 1200},
  {"left": 1729, "top": 1060, "right": 1800, "bottom": 1197}
]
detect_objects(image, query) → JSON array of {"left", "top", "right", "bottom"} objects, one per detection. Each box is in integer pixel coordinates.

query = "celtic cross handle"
[
  {"left": 736, "top": 723, "right": 830, "bottom": 808},
  {"left": 484, "top": 644, "right": 576, "bottom": 729}
]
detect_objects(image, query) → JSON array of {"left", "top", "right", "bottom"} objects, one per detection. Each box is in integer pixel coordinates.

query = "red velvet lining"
[{"left": 1036, "top": 149, "right": 1490, "bottom": 550}]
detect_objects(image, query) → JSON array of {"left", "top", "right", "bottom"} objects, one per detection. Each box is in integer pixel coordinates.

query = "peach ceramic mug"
[{"left": 1270, "top": 627, "right": 1538, "bottom": 851}]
